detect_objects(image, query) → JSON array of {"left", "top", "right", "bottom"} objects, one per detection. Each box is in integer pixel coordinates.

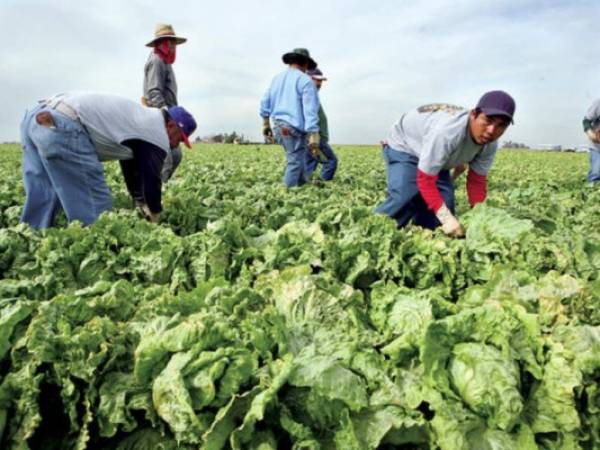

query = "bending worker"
[
  {"left": 142, "top": 23, "right": 187, "bottom": 182},
  {"left": 260, "top": 48, "right": 321, "bottom": 187},
  {"left": 582, "top": 98, "right": 600, "bottom": 185},
  {"left": 375, "top": 91, "right": 516, "bottom": 238},
  {"left": 305, "top": 67, "right": 338, "bottom": 181},
  {"left": 20, "top": 92, "right": 196, "bottom": 229}
]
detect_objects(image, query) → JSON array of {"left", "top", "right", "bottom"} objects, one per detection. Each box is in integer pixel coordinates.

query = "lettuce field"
[{"left": 0, "top": 143, "right": 598, "bottom": 450}]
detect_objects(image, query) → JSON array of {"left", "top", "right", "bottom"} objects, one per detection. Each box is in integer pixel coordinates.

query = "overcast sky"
[{"left": 2, "top": 0, "right": 598, "bottom": 147}]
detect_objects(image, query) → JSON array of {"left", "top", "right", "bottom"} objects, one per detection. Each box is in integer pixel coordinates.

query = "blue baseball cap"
[
  {"left": 476, "top": 91, "right": 516, "bottom": 124},
  {"left": 167, "top": 106, "right": 197, "bottom": 148}
]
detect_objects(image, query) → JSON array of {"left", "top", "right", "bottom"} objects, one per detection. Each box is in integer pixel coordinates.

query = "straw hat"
[{"left": 146, "top": 24, "right": 187, "bottom": 47}]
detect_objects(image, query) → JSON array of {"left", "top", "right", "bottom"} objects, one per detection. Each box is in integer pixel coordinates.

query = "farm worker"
[
  {"left": 375, "top": 91, "right": 515, "bottom": 238},
  {"left": 142, "top": 24, "right": 187, "bottom": 183},
  {"left": 19, "top": 92, "right": 196, "bottom": 229},
  {"left": 260, "top": 48, "right": 321, "bottom": 187},
  {"left": 305, "top": 68, "right": 338, "bottom": 181},
  {"left": 582, "top": 99, "right": 600, "bottom": 184}
]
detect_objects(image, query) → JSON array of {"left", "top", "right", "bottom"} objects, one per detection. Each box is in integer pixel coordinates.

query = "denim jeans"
[
  {"left": 374, "top": 145, "right": 455, "bottom": 229},
  {"left": 305, "top": 139, "right": 338, "bottom": 181},
  {"left": 588, "top": 148, "right": 600, "bottom": 183},
  {"left": 273, "top": 120, "right": 309, "bottom": 187},
  {"left": 161, "top": 145, "right": 182, "bottom": 182},
  {"left": 20, "top": 104, "right": 112, "bottom": 229}
]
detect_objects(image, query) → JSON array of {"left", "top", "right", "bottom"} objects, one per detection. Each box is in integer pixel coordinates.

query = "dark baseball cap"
[
  {"left": 476, "top": 90, "right": 516, "bottom": 124},
  {"left": 167, "top": 106, "right": 197, "bottom": 148},
  {"left": 282, "top": 48, "right": 317, "bottom": 70}
]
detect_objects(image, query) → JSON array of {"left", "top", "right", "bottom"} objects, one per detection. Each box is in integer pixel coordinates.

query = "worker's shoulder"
[
  {"left": 296, "top": 70, "right": 314, "bottom": 87},
  {"left": 416, "top": 103, "right": 466, "bottom": 115},
  {"left": 407, "top": 104, "right": 468, "bottom": 127},
  {"left": 427, "top": 110, "right": 470, "bottom": 145},
  {"left": 145, "top": 52, "right": 168, "bottom": 70},
  {"left": 270, "top": 68, "right": 312, "bottom": 90}
]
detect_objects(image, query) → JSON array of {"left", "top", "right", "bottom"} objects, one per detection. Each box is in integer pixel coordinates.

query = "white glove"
[
  {"left": 262, "top": 117, "right": 273, "bottom": 139},
  {"left": 138, "top": 203, "right": 160, "bottom": 223},
  {"left": 435, "top": 204, "right": 465, "bottom": 238},
  {"left": 308, "top": 132, "right": 320, "bottom": 158},
  {"left": 148, "top": 212, "right": 160, "bottom": 224},
  {"left": 586, "top": 129, "right": 599, "bottom": 144}
]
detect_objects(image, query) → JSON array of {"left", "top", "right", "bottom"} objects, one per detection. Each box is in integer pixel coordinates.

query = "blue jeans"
[
  {"left": 589, "top": 148, "right": 600, "bottom": 183},
  {"left": 20, "top": 104, "right": 112, "bottom": 229},
  {"left": 305, "top": 139, "right": 338, "bottom": 181},
  {"left": 374, "top": 145, "right": 455, "bottom": 229},
  {"left": 273, "top": 120, "right": 309, "bottom": 187}
]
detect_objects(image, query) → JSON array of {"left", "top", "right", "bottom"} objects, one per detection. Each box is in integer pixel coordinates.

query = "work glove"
[
  {"left": 436, "top": 204, "right": 465, "bottom": 238},
  {"left": 308, "top": 132, "right": 321, "bottom": 158},
  {"left": 586, "top": 129, "right": 600, "bottom": 144},
  {"left": 148, "top": 212, "right": 161, "bottom": 224},
  {"left": 262, "top": 117, "right": 273, "bottom": 140},
  {"left": 138, "top": 203, "right": 160, "bottom": 224}
]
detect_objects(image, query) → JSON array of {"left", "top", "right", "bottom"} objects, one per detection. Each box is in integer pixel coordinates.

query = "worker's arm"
[
  {"left": 417, "top": 132, "right": 465, "bottom": 238},
  {"left": 583, "top": 118, "right": 600, "bottom": 143},
  {"left": 466, "top": 169, "right": 487, "bottom": 207},
  {"left": 144, "top": 60, "right": 169, "bottom": 108},
  {"left": 121, "top": 139, "right": 166, "bottom": 216},
  {"left": 584, "top": 101, "right": 600, "bottom": 143}
]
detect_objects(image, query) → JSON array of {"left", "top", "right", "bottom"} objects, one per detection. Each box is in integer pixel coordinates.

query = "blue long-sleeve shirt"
[{"left": 260, "top": 68, "right": 320, "bottom": 133}]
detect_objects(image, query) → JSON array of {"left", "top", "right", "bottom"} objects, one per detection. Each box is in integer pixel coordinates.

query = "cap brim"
[
  {"left": 146, "top": 36, "right": 187, "bottom": 47},
  {"left": 480, "top": 107, "right": 514, "bottom": 124},
  {"left": 311, "top": 75, "right": 327, "bottom": 81},
  {"left": 181, "top": 132, "right": 191, "bottom": 149}
]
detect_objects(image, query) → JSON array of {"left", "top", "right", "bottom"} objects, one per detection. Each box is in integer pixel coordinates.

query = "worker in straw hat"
[
  {"left": 304, "top": 67, "right": 338, "bottom": 181},
  {"left": 260, "top": 48, "right": 321, "bottom": 187},
  {"left": 142, "top": 24, "right": 187, "bottom": 184}
]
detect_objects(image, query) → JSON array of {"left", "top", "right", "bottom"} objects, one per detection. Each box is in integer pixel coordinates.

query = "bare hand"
[{"left": 452, "top": 163, "right": 468, "bottom": 181}]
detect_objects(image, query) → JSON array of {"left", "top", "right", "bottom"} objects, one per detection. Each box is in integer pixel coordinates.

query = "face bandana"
[{"left": 154, "top": 39, "right": 176, "bottom": 64}]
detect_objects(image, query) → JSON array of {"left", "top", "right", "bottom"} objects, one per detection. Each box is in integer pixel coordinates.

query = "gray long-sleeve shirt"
[
  {"left": 387, "top": 104, "right": 497, "bottom": 176},
  {"left": 143, "top": 53, "right": 178, "bottom": 108}
]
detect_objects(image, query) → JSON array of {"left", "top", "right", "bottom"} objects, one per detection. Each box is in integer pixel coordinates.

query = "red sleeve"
[
  {"left": 416, "top": 169, "right": 444, "bottom": 212},
  {"left": 466, "top": 169, "right": 487, "bottom": 207}
]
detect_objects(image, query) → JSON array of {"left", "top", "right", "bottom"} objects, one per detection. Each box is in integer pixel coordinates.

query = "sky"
[{"left": 1, "top": 0, "right": 598, "bottom": 147}]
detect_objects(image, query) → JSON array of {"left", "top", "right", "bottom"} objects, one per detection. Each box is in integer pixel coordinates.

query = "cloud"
[{"left": 1, "top": 0, "right": 598, "bottom": 148}]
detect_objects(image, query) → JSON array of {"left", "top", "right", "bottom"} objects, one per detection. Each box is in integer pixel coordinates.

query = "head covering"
[
  {"left": 146, "top": 24, "right": 187, "bottom": 47},
  {"left": 154, "top": 40, "right": 176, "bottom": 64},
  {"left": 282, "top": 48, "right": 317, "bottom": 70},
  {"left": 476, "top": 90, "right": 516, "bottom": 123},
  {"left": 166, "top": 106, "right": 196, "bottom": 148},
  {"left": 307, "top": 68, "right": 327, "bottom": 81}
]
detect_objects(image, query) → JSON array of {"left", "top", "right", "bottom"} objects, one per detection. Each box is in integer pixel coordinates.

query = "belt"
[{"left": 40, "top": 98, "right": 79, "bottom": 122}]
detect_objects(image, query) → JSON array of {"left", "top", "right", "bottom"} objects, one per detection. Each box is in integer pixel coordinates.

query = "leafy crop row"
[{"left": 0, "top": 145, "right": 598, "bottom": 449}]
